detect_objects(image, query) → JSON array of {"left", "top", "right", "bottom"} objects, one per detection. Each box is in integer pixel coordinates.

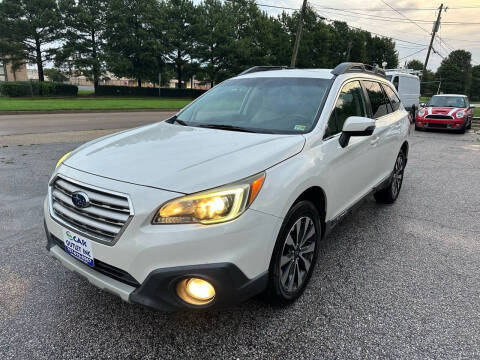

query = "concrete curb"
[{"left": 0, "top": 109, "right": 180, "bottom": 116}]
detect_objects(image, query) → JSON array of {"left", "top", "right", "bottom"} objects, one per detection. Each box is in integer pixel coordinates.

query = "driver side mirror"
[
  {"left": 339, "top": 116, "right": 375, "bottom": 148},
  {"left": 420, "top": 103, "right": 426, "bottom": 108},
  {"left": 470, "top": 104, "right": 476, "bottom": 109}
]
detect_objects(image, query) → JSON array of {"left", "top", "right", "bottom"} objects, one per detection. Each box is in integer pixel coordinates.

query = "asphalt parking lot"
[{"left": 1, "top": 121, "right": 480, "bottom": 359}]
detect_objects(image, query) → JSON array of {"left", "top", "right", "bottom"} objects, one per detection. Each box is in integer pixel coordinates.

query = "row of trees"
[
  {"left": 407, "top": 50, "right": 479, "bottom": 100},
  {"left": 0, "top": 0, "right": 399, "bottom": 88}
]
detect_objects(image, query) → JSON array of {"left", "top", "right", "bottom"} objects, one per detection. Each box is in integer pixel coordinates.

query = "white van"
[{"left": 386, "top": 71, "right": 420, "bottom": 111}]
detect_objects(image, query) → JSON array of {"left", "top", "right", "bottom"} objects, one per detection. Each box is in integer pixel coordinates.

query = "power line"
[
  {"left": 379, "top": 0, "right": 431, "bottom": 36},
  {"left": 311, "top": 6, "right": 429, "bottom": 46},
  {"left": 315, "top": 7, "right": 437, "bottom": 24},
  {"left": 318, "top": 14, "right": 429, "bottom": 46},
  {"left": 398, "top": 48, "right": 427, "bottom": 61},
  {"left": 257, "top": 1, "right": 480, "bottom": 64},
  {"left": 257, "top": 3, "right": 298, "bottom": 11},
  {"left": 307, "top": 5, "right": 480, "bottom": 11},
  {"left": 313, "top": 7, "right": 480, "bottom": 25}
]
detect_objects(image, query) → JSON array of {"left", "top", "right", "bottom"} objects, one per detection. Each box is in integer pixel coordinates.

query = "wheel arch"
[{"left": 292, "top": 186, "right": 327, "bottom": 234}]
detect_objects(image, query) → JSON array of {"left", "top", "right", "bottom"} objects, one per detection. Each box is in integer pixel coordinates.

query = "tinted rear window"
[{"left": 363, "top": 81, "right": 392, "bottom": 118}]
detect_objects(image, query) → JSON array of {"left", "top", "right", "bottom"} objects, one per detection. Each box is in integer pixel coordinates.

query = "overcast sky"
[{"left": 250, "top": 0, "right": 480, "bottom": 70}]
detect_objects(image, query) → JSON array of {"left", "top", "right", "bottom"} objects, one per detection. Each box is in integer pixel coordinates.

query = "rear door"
[
  {"left": 361, "top": 80, "right": 398, "bottom": 184},
  {"left": 382, "top": 84, "right": 408, "bottom": 167}
]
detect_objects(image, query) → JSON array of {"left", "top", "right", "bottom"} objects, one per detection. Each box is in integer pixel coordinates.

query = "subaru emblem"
[{"left": 72, "top": 191, "right": 90, "bottom": 208}]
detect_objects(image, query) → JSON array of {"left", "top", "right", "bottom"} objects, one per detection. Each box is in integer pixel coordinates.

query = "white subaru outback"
[{"left": 44, "top": 63, "right": 409, "bottom": 310}]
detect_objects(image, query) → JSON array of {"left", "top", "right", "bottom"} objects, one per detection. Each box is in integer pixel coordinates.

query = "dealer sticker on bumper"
[{"left": 63, "top": 229, "right": 94, "bottom": 267}]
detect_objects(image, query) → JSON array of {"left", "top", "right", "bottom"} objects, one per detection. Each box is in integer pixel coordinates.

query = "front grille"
[
  {"left": 425, "top": 114, "right": 453, "bottom": 120},
  {"left": 50, "top": 176, "right": 132, "bottom": 244},
  {"left": 425, "top": 123, "right": 447, "bottom": 128},
  {"left": 51, "top": 235, "right": 140, "bottom": 287}
]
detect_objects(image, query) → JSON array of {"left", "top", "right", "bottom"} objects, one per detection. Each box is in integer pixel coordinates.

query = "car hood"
[
  {"left": 427, "top": 107, "right": 465, "bottom": 116},
  {"left": 64, "top": 121, "right": 305, "bottom": 193}
]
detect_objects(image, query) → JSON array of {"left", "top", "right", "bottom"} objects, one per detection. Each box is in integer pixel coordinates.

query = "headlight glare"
[
  {"left": 153, "top": 173, "right": 265, "bottom": 225},
  {"left": 56, "top": 152, "right": 71, "bottom": 168}
]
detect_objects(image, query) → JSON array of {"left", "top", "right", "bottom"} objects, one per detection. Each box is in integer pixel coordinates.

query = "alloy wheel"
[
  {"left": 392, "top": 153, "right": 405, "bottom": 198},
  {"left": 279, "top": 216, "right": 317, "bottom": 293}
]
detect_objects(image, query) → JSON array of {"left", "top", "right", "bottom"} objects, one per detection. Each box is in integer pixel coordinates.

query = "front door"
[{"left": 320, "top": 80, "right": 379, "bottom": 219}]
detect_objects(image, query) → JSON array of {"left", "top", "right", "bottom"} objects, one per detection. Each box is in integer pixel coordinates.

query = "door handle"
[{"left": 370, "top": 136, "right": 380, "bottom": 145}]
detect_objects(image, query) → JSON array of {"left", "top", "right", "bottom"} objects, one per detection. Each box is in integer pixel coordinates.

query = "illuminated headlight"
[
  {"left": 418, "top": 109, "right": 426, "bottom": 117},
  {"left": 152, "top": 172, "right": 265, "bottom": 225},
  {"left": 56, "top": 152, "right": 71, "bottom": 168},
  {"left": 456, "top": 111, "right": 465, "bottom": 118}
]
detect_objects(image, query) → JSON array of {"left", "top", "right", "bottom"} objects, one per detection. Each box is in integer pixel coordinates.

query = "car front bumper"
[
  {"left": 44, "top": 166, "right": 281, "bottom": 310},
  {"left": 416, "top": 118, "right": 466, "bottom": 130}
]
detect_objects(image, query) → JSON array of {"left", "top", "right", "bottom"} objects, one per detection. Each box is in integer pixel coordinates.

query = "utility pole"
[
  {"left": 290, "top": 0, "right": 308, "bottom": 68},
  {"left": 422, "top": 3, "right": 444, "bottom": 77},
  {"left": 346, "top": 40, "right": 352, "bottom": 61}
]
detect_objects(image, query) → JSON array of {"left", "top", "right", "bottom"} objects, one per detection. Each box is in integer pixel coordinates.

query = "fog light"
[{"left": 176, "top": 278, "right": 215, "bottom": 305}]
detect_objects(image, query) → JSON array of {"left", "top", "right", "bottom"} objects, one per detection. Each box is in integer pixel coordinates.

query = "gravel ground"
[{"left": 1, "top": 129, "right": 479, "bottom": 359}]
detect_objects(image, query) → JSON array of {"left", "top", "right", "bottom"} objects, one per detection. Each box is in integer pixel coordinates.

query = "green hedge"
[
  {"left": 95, "top": 85, "right": 206, "bottom": 98},
  {"left": 0, "top": 81, "right": 78, "bottom": 97}
]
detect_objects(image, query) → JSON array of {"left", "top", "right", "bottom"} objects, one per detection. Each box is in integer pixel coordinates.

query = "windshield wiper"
[
  {"left": 196, "top": 124, "right": 259, "bottom": 133},
  {"left": 172, "top": 118, "right": 188, "bottom": 126}
]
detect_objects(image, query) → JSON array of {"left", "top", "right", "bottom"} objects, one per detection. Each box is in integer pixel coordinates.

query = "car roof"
[
  {"left": 432, "top": 94, "right": 467, "bottom": 97},
  {"left": 235, "top": 68, "right": 393, "bottom": 82},
  {"left": 235, "top": 69, "right": 335, "bottom": 80}
]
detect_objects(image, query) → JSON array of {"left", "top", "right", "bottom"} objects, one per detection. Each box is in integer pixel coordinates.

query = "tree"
[
  {"left": 44, "top": 68, "right": 68, "bottom": 82},
  {"left": 365, "top": 34, "right": 398, "bottom": 69},
  {"left": 164, "top": 0, "right": 197, "bottom": 88},
  {"left": 289, "top": 7, "right": 333, "bottom": 68},
  {"left": 436, "top": 50, "right": 472, "bottom": 95},
  {"left": 471, "top": 65, "right": 480, "bottom": 101},
  {"left": 103, "top": 0, "right": 165, "bottom": 87},
  {"left": 194, "top": 0, "right": 231, "bottom": 87},
  {"left": 407, "top": 59, "right": 423, "bottom": 71},
  {"left": 0, "top": 0, "right": 63, "bottom": 82},
  {"left": 57, "top": 0, "right": 108, "bottom": 88}
]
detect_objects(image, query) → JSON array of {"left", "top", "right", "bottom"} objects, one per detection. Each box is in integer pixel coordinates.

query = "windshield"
[
  {"left": 176, "top": 77, "right": 331, "bottom": 134},
  {"left": 428, "top": 96, "right": 466, "bottom": 108}
]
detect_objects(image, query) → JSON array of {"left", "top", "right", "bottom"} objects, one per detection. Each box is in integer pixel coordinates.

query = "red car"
[{"left": 416, "top": 94, "right": 475, "bottom": 133}]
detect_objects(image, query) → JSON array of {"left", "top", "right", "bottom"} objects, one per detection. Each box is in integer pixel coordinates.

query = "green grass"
[
  {"left": 0, "top": 97, "right": 192, "bottom": 111},
  {"left": 77, "top": 89, "right": 95, "bottom": 96},
  {"left": 420, "top": 96, "right": 430, "bottom": 103},
  {"left": 474, "top": 107, "right": 479, "bottom": 117}
]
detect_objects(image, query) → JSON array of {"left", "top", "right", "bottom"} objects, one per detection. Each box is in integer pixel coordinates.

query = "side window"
[
  {"left": 392, "top": 76, "right": 399, "bottom": 90},
  {"left": 383, "top": 85, "right": 401, "bottom": 112},
  {"left": 363, "top": 81, "right": 391, "bottom": 118},
  {"left": 324, "top": 81, "right": 367, "bottom": 138}
]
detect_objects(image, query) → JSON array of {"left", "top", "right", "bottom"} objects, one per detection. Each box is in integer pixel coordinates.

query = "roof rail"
[
  {"left": 238, "top": 66, "right": 293, "bottom": 76},
  {"left": 331, "top": 62, "right": 386, "bottom": 78}
]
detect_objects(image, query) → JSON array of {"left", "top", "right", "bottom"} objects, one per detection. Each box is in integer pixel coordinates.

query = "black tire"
[
  {"left": 374, "top": 150, "right": 406, "bottom": 204},
  {"left": 458, "top": 123, "right": 466, "bottom": 134},
  {"left": 263, "top": 201, "right": 321, "bottom": 305},
  {"left": 415, "top": 125, "right": 422, "bottom": 131},
  {"left": 466, "top": 119, "right": 472, "bottom": 130}
]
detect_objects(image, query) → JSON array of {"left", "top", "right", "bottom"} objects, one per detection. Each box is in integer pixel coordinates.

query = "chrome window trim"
[{"left": 48, "top": 174, "right": 135, "bottom": 246}]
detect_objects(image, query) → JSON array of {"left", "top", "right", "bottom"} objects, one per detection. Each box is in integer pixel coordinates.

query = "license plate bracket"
[{"left": 63, "top": 229, "right": 95, "bottom": 267}]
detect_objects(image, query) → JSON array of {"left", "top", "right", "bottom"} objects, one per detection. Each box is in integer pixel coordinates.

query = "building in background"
[{"left": 0, "top": 59, "right": 28, "bottom": 82}]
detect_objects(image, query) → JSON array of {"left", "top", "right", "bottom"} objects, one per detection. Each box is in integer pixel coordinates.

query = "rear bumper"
[{"left": 45, "top": 224, "right": 268, "bottom": 311}]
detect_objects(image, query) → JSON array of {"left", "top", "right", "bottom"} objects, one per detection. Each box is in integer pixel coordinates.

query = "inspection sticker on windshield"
[
  {"left": 63, "top": 229, "right": 94, "bottom": 267},
  {"left": 294, "top": 125, "right": 307, "bottom": 131}
]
